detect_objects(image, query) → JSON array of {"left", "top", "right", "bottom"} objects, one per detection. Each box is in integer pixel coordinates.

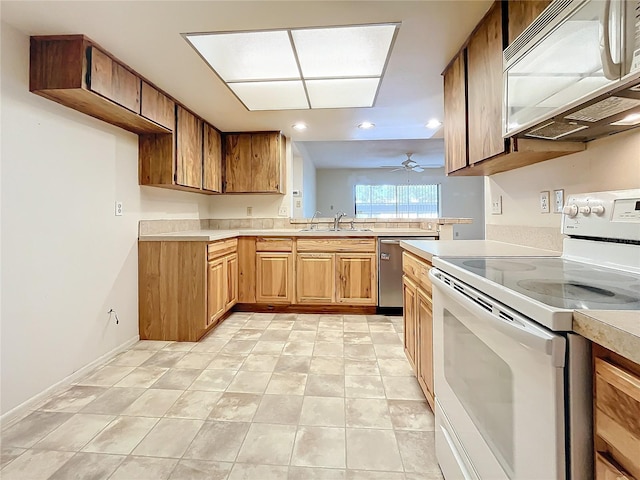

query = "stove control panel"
[{"left": 562, "top": 189, "right": 640, "bottom": 241}]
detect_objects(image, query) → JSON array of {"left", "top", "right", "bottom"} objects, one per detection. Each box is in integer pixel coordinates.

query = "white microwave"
[{"left": 503, "top": 0, "right": 640, "bottom": 141}]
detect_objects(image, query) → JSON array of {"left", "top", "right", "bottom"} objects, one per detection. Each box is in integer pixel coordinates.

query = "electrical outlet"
[
  {"left": 553, "top": 189, "right": 564, "bottom": 213},
  {"left": 115, "top": 201, "right": 123, "bottom": 216},
  {"left": 278, "top": 206, "right": 288, "bottom": 217},
  {"left": 246, "top": 206, "right": 253, "bottom": 216},
  {"left": 491, "top": 196, "right": 502, "bottom": 215},
  {"left": 540, "top": 191, "right": 550, "bottom": 213},
  {"left": 295, "top": 200, "right": 301, "bottom": 208}
]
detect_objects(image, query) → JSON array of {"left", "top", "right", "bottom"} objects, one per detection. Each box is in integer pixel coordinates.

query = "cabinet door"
[
  {"left": 335, "top": 253, "right": 377, "bottom": 305},
  {"left": 403, "top": 276, "right": 417, "bottom": 373},
  {"left": 467, "top": 2, "right": 505, "bottom": 164},
  {"left": 225, "top": 253, "right": 238, "bottom": 310},
  {"left": 89, "top": 47, "right": 140, "bottom": 113},
  {"left": 207, "top": 257, "right": 226, "bottom": 327},
  {"left": 203, "top": 123, "right": 222, "bottom": 193},
  {"left": 417, "top": 288, "right": 434, "bottom": 409},
  {"left": 256, "top": 252, "right": 293, "bottom": 304},
  {"left": 507, "top": 1, "right": 551, "bottom": 45},
  {"left": 224, "top": 134, "right": 252, "bottom": 192},
  {"left": 296, "top": 253, "right": 335, "bottom": 304},
  {"left": 141, "top": 81, "right": 174, "bottom": 129},
  {"left": 443, "top": 52, "right": 468, "bottom": 174},
  {"left": 175, "top": 106, "right": 203, "bottom": 189},
  {"left": 251, "top": 133, "right": 281, "bottom": 193}
]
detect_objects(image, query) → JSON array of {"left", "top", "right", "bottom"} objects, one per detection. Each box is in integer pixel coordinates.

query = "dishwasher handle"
[{"left": 380, "top": 239, "right": 401, "bottom": 245}]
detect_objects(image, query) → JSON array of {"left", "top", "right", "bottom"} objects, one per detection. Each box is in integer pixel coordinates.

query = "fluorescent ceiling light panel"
[
  {"left": 187, "top": 30, "right": 299, "bottom": 81},
  {"left": 306, "top": 78, "right": 380, "bottom": 108},
  {"left": 228, "top": 80, "right": 309, "bottom": 110},
  {"left": 292, "top": 24, "right": 396, "bottom": 78}
]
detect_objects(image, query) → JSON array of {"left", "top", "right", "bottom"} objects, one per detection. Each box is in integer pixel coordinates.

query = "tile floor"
[{"left": 1, "top": 313, "right": 443, "bottom": 480}]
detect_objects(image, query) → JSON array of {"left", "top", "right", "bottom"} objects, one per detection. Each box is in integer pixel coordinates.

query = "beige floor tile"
[
  {"left": 345, "top": 398, "right": 392, "bottom": 429},
  {"left": 388, "top": 400, "right": 435, "bottom": 431},
  {"left": 189, "top": 369, "right": 237, "bottom": 391},
  {"left": 288, "top": 330, "right": 317, "bottom": 343},
  {"left": 252, "top": 341, "right": 286, "bottom": 354},
  {"left": 245, "top": 319, "right": 273, "bottom": 329},
  {"left": 109, "top": 350, "right": 156, "bottom": 367},
  {"left": 227, "top": 371, "right": 272, "bottom": 394},
  {"left": 374, "top": 344, "right": 406, "bottom": 359},
  {"left": 169, "top": 459, "right": 232, "bottom": 480},
  {"left": 343, "top": 345, "right": 377, "bottom": 361},
  {"left": 208, "top": 392, "right": 261, "bottom": 422},
  {"left": 133, "top": 340, "right": 174, "bottom": 350},
  {"left": 141, "top": 351, "right": 188, "bottom": 368},
  {"left": 115, "top": 366, "right": 168, "bottom": 388},
  {"left": 404, "top": 472, "right": 444, "bottom": 480},
  {"left": 122, "top": 389, "right": 183, "bottom": 417},
  {"left": 77, "top": 366, "right": 136, "bottom": 387},
  {"left": 82, "top": 416, "right": 158, "bottom": 455},
  {"left": 305, "top": 375, "right": 345, "bottom": 397},
  {"left": 343, "top": 323, "right": 369, "bottom": 332},
  {"left": 283, "top": 342, "right": 315, "bottom": 356},
  {"left": 132, "top": 418, "right": 203, "bottom": 458},
  {"left": 274, "top": 355, "right": 311, "bottom": 374},
  {"left": 165, "top": 390, "right": 223, "bottom": 419},
  {"left": 0, "top": 449, "right": 75, "bottom": 480},
  {"left": 1, "top": 411, "right": 73, "bottom": 448},
  {"left": 382, "top": 376, "right": 425, "bottom": 400},
  {"left": 344, "top": 360, "right": 379, "bottom": 376},
  {"left": 0, "top": 447, "right": 25, "bottom": 469},
  {"left": 288, "top": 466, "right": 346, "bottom": 479},
  {"left": 274, "top": 313, "right": 297, "bottom": 321},
  {"left": 377, "top": 358, "right": 415, "bottom": 377},
  {"left": 233, "top": 329, "right": 264, "bottom": 341},
  {"left": 174, "top": 352, "right": 217, "bottom": 369},
  {"left": 253, "top": 395, "right": 303, "bottom": 425},
  {"left": 47, "top": 451, "right": 125, "bottom": 480},
  {"left": 37, "top": 385, "right": 108, "bottom": 413},
  {"left": 162, "top": 341, "right": 198, "bottom": 352},
  {"left": 236, "top": 423, "right": 296, "bottom": 465},
  {"left": 370, "top": 332, "right": 403, "bottom": 345},
  {"left": 345, "top": 428, "right": 403, "bottom": 472},
  {"left": 310, "top": 357, "right": 344, "bottom": 375},
  {"left": 183, "top": 421, "right": 250, "bottom": 462},
  {"left": 342, "top": 333, "right": 372, "bottom": 345},
  {"left": 268, "top": 320, "right": 295, "bottom": 330},
  {"left": 152, "top": 368, "right": 201, "bottom": 390},
  {"left": 109, "top": 456, "right": 178, "bottom": 480},
  {"left": 34, "top": 413, "right": 114, "bottom": 451},
  {"left": 292, "top": 321, "right": 318, "bottom": 332},
  {"left": 395, "top": 430, "right": 440, "bottom": 474},
  {"left": 228, "top": 463, "right": 288, "bottom": 479},
  {"left": 291, "top": 426, "right": 346, "bottom": 469},
  {"left": 300, "top": 396, "right": 345, "bottom": 427},
  {"left": 190, "top": 340, "right": 227, "bottom": 354},
  {"left": 261, "top": 330, "right": 292, "bottom": 341},
  {"left": 221, "top": 340, "right": 257, "bottom": 354},
  {"left": 313, "top": 342, "right": 344, "bottom": 357},
  {"left": 206, "top": 354, "right": 247, "bottom": 370},
  {"left": 346, "top": 471, "right": 404, "bottom": 480},
  {"left": 240, "top": 354, "right": 280, "bottom": 372},
  {"left": 316, "top": 331, "right": 344, "bottom": 342},
  {"left": 266, "top": 373, "right": 308, "bottom": 395},
  {"left": 345, "top": 376, "right": 386, "bottom": 399},
  {"left": 80, "top": 387, "right": 146, "bottom": 415}
]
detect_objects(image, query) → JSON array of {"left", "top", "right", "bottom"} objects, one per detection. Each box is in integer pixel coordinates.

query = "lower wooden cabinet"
[
  {"left": 296, "top": 253, "right": 335, "bottom": 304},
  {"left": 403, "top": 276, "right": 418, "bottom": 372},
  {"left": 417, "top": 288, "right": 435, "bottom": 407},
  {"left": 207, "top": 257, "right": 225, "bottom": 327},
  {"left": 225, "top": 253, "right": 238, "bottom": 309},
  {"left": 256, "top": 252, "right": 294, "bottom": 304},
  {"left": 336, "top": 254, "right": 377, "bottom": 305}
]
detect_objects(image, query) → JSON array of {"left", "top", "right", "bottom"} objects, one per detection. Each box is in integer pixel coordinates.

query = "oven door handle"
[{"left": 430, "top": 269, "right": 566, "bottom": 366}]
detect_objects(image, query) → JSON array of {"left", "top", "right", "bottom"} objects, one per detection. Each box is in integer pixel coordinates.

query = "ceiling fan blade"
[{"left": 413, "top": 167, "right": 425, "bottom": 173}]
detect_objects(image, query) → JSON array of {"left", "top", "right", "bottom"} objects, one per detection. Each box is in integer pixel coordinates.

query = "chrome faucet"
[
  {"left": 333, "top": 211, "right": 347, "bottom": 230},
  {"left": 310, "top": 210, "right": 321, "bottom": 230}
]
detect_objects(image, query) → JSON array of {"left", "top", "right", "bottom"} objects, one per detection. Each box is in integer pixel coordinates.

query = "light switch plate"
[
  {"left": 278, "top": 206, "right": 288, "bottom": 217},
  {"left": 553, "top": 189, "right": 564, "bottom": 213},
  {"left": 540, "top": 191, "right": 550, "bottom": 213},
  {"left": 491, "top": 196, "right": 502, "bottom": 215},
  {"left": 246, "top": 206, "right": 253, "bottom": 216},
  {"left": 115, "top": 201, "right": 123, "bottom": 216}
]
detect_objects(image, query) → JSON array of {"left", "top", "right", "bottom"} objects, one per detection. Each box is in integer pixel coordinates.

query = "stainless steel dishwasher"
[{"left": 378, "top": 237, "right": 434, "bottom": 312}]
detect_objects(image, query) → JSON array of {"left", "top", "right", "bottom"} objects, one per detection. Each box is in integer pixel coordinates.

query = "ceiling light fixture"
[
  {"left": 358, "top": 121, "right": 375, "bottom": 129},
  {"left": 610, "top": 112, "right": 640, "bottom": 126},
  {"left": 184, "top": 23, "right": 400, "bottom": 111},
  {"left": 426, "top": 119, "right": 442, "bottom": 129},
  {"left": 292, "top": 122, "right": 308, "bottom": 131}
]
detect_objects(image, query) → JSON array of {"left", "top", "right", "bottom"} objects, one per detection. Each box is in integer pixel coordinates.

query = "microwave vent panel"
[
  {"left": 564, "top": 96, "right": 640, "bottom": 122},
  {"left": 525, "top": 121, "right": 588, "bottom": 140}
]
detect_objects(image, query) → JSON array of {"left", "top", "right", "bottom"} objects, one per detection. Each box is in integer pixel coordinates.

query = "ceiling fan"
[{"left": 379, "top": 153, "right": 431, "bottom": 173}]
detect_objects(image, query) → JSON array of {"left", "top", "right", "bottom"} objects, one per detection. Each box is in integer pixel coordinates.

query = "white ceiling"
[{"left": 1, "top": 0, "right": 492, "bottom": 167}]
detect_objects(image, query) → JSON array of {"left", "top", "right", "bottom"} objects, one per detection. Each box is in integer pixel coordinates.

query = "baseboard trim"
[
  {"left": 233, "top": 304, "right": 377, "bottom": 314},
  {"left": 1, "top": 335, "right": 140, "bottom": 427}
]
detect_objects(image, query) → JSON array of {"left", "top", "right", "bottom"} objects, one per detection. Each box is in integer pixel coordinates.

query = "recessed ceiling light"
[
  {"left": 610, "top": 112, "right": 640, "bottom": 126},
  {"left": 426, "top": 119, "right": 442, "bottom": 129},
  {"left": 358, "top": 121, "right": 375, "bottom": 129},
  {"left": 292, "top": 122, "right": 308, "bottom": 131}
]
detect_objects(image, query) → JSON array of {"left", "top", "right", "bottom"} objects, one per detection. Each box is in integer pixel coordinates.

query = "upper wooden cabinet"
[
  {"left": 30, "top": 35, "right": 169, "bottom": 134},
  {"left": 224, "top": 132, "right": 285, "bottom": 194},
  {"left": 443, "top": 52, "right": 467, "bottom": 174},
  {"left": 203, "top": 123, "right": 223, "bottom": 193},
  {"left": 140, "top": 81, "right": 174, "bottom": 130},
  {"left": 175, "top": 106, "right": 203, "bottom": 189},
  {"left": 507, "top": 1, "right": 552, "bottom": 45}
]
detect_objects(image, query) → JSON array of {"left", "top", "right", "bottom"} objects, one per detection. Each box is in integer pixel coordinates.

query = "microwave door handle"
[
  {"left": 622, "top": 0, "right": 636, "bottom": 75},
  {"left": 600, "top": 0, "right": 622, "bottom": 80}
]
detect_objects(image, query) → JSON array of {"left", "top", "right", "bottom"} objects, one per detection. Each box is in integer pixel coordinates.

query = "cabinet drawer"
[
  {"left": 208, "top": 238, "right": 237, "bottom": 260},
  {"left": 256, "top": 237, "right": 293, "bottom": 252},
  {"left": 596, "top": 453, "right": 635, "bottom": 480},
  {"left": 297, "top": 238, "right": 375, "bottom": 253},
  {"left": 402, "top": 252, "right": 432, "bottom": 293}
]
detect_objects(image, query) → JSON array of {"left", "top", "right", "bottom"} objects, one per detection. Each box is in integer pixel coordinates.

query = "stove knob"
[
  {"left": 579, "top": 206, "right": 591, "bottom": 215},
  {"left": 563, "top": 204, "right": 578, "bottom": 217},
  {"left": 590, "top": 205, "right": 605, "bottom": 215}
]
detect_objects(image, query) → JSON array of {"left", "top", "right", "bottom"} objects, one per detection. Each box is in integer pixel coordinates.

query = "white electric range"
[{"left": 430, "top": 189, "right": 640, "bottom": 480}]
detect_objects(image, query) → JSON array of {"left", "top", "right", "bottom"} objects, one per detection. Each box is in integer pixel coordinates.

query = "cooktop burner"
[{"left": 517, "top": 280, "right": 639, "bottom": 307}]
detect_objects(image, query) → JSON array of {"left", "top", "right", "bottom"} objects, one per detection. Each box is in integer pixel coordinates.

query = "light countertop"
[
  {"left": 399, "top": 239, "right": 560, "bottom": 262},
  {"left": 573, "top": 310, "right": 640, "bottom": 364},
  {"left": 139, "top": 229, "right": 439, "bottom": 242}
]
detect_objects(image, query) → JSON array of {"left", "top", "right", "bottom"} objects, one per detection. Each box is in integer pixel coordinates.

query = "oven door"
[{"left": 430, "top": 268, "right": 567, "bottom": 480}]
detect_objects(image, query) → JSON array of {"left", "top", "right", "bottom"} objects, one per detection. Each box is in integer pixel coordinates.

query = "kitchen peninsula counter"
[
  {"left": 573, "top": 310, "right": 640, "bottom": 364},
  {"left": 399, "top": 239, "right": 560, "bottom": 262}
]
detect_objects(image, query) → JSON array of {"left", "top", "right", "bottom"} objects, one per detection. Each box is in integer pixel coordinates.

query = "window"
[{"left": 354, "top": 184, "right": 440, "bottom": 218}]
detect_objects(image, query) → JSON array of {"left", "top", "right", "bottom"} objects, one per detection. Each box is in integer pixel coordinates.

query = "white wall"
[
  {"left": 485, "top": 129, "right": 640, "bottom": 229},
  {"left": 316, "top": 168, "right": 485, "bottom": 239},
  {"left": 0, "top": 23, "right": 211, "bottom": 416},
  {"left": 302, "top": 155, "right": 317, "bottom": 218}
]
